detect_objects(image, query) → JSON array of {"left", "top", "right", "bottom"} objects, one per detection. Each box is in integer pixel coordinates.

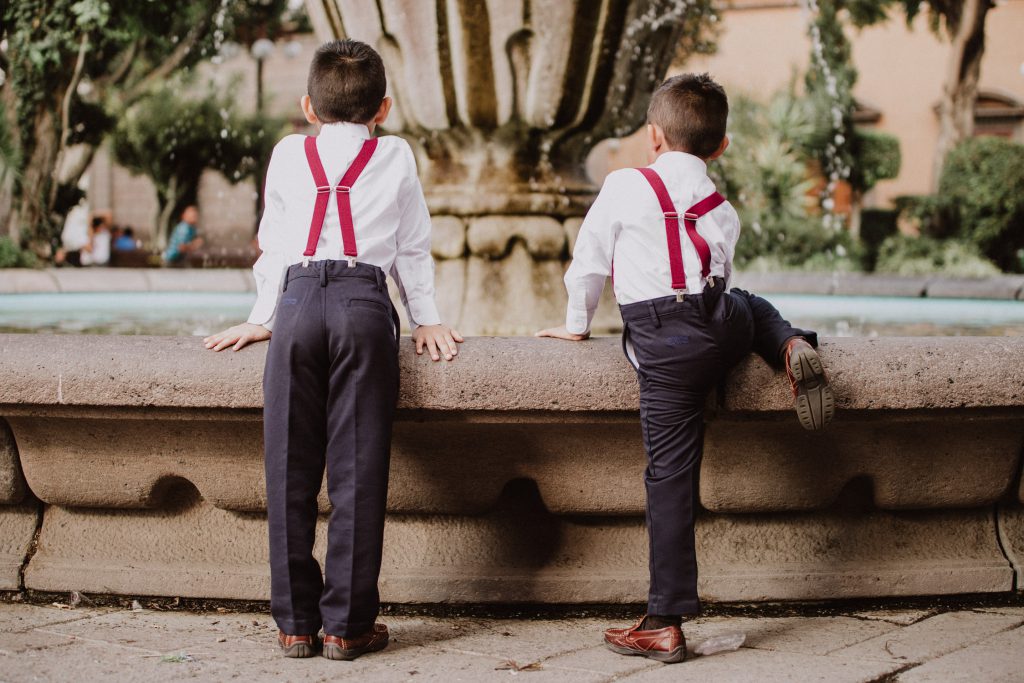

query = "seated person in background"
[
  {"left": 113, "top": 226, "right": 138, "bottom": 251},
  {"left": 80, "top": 216, "right": 111, "bottom": 266},
  {"left": 162, "top": 205, "right": 204, "bottom": 264}
]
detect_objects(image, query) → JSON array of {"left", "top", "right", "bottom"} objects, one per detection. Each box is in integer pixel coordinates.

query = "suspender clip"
[
  {"left": 707, "top": 276, "right": 716, "bottom": 288},
  {"left": 302, "top": 256, "right": 310, "bottom": 268},
  {"left": 675, "top": 290, "right": 686, "bottom": 303},
  {"left": 347, "top": 256, "right": 356, "bottom": 268}
]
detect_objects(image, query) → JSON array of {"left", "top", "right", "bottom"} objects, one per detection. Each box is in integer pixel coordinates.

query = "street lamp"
[{"left": 250, "top": 38, "right": 275, "bottom": 115}]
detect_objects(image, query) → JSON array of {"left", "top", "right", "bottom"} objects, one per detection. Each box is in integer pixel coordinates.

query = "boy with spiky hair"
[{"left": 539, "top": 73, "right": 833, "bottom": 663}]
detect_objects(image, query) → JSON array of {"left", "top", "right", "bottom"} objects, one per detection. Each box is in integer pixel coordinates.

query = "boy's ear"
[
  {"left": 646, "top": 123, "right": 666, "bottom": 164},
  {"left": 707, "top": 135, "right": 730, "bottom": 161},
  {"left": 300, "top": 95, "right": 320, "bottom": 125},
  {"left": 371, "top": 96, "right": 392, "bottom": 127}
]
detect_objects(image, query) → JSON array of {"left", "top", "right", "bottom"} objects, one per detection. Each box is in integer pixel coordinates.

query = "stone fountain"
[{"left": 304, "top": 0, "right": 692, "bottom": 333}]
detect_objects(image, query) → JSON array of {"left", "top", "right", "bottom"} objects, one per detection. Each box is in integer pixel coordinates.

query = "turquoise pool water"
[{"left": 0, "top": 292, "right": 1022, "bottom": 336}]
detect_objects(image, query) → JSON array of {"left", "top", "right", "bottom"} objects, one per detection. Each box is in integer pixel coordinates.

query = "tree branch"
[
  {"left": 119, "top": 10, "right": 216, "bottom": 106},
  {"left": 48, "top": 32, "right": 89, "bottom": 208}
]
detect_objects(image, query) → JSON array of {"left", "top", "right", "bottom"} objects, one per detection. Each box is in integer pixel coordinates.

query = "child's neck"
[{"left": 317, "top": 120, "right": 376, "bottom": 135}]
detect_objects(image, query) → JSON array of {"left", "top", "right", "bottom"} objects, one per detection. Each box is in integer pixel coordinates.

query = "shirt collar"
[
  {"left": 318, "top": 121, "right": 372, "bottom": 141},
  {"left": 651, "top": 151, "right": 708, "bottom": 175}
]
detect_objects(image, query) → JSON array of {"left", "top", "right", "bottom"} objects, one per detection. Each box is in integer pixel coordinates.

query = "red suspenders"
[
  {"left": 302, "top": 136, "right": 378, "bottom": 267},
  {"left": 635, "top": 167, "right": 725, "bottom": 301}
]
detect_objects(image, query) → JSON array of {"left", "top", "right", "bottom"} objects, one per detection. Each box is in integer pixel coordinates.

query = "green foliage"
[
  {"left": 712, "top": 92, "right": 856, "bottom": 269},
  {"left": 859, "top": 208, "right": 898, "bottom": 270},
  {"left": 671, "top": 0, "right": 720, "bottom": 64},
  {"left": 851, "top": 129, "right": 900, "bottom": 192},
  {"left": 0, "top": 100, "right": 19, "bottom": 188},
  {"left": 0, "top": 236, "right": 39, "bottom": 268},
  {"left": 875, "top": 234, "right": 1000, "bottom": 276},
  {"left": 935, "top": 136, "right": 1024, "bottom": 272},
  {"left": 0, "top": 0, "right": 290, "bottom": 244},
  {"left": 111, "top": 82, "right": 285, "bottom": 236}
]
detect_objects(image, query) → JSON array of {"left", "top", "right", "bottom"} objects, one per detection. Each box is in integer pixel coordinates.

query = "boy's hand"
[
  {"left": 204, "top": 323, "right": 271, "bottom": 352},
  {"left": 412, "top": 324, "right": 463, "bottom": 361},
  {"left": 535, "top": 325, "right": 590, "bottom": 341}
]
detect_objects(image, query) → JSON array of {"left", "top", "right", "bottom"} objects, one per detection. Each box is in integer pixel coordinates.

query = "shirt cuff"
[
  {"left": 565, "top": 309, "right": 591, "bottom": 336},
  {"left": 247, "top": 294, "right": 278, "bottom": 331},
  {"left": 406, "top": 295, "right": 441, "bottom": 329}
]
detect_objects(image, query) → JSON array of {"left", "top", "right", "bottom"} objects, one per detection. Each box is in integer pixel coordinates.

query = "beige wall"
[{"left": 588, "top": 0, "right": 1024, "bottom": 208}]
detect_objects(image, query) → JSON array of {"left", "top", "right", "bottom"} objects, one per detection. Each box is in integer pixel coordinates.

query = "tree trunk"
[
  {"left": 931, "top": 0, "right": 992, "bottom": 192},
  {"left": 155, "top": 176, "right": 180, "bottom": 251},
  {"left": 17, "top": 106, "right": 62, "bottom": 256}
]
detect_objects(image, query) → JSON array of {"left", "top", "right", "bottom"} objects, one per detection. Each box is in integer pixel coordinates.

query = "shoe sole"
[
  {"left": 280, "top": 641, "right": 318, "bottom": 658},
  {"left": 605, "top": 641, "right": 686, "bottom": 664},
  {"left": 322, "top": 635, "right": 389, "bottom": 661},
  {"left": 789, "top": 346, "right": 835, "bottom": 431}
]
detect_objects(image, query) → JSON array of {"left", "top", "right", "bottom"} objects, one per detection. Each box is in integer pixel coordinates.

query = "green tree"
[
  {"left": 111, "top": 84, "right": 283, "bottom": 248},
  {"left": 0, "top": 0, "right": 288, "bottom": 255}
]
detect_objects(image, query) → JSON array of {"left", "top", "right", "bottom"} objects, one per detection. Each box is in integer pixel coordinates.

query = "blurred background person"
[{"left": 162, "top": 205, "right": 204, "bottom": 265}]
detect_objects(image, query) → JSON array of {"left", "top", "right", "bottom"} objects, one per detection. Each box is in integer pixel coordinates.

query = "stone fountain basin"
[{"left": 0, "top": 334, "right": 1021, "bottom": 603}]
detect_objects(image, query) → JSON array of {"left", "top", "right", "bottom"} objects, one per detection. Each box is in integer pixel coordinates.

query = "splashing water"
[{"left": 800, "top": 0, "right": 850, "bottom": 231}]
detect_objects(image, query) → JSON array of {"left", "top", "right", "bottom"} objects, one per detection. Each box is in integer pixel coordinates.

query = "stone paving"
[{"left": 1, "top": 601, "right": 1023, "bottom": 682}]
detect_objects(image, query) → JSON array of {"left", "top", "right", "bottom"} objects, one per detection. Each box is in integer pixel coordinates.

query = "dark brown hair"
[
  {"left": 307, "top": 40, "right": 386, "bottom": 124},
  {"left": 647, "top": 73, "right": 728, "bottom": 158}
]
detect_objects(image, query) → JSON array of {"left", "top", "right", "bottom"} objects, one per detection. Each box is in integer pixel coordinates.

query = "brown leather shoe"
[
  {"left": 278, "top": 631, "right": 319, "bottom": 658},
  {"left": 604, "top": 617, "right": 686, "bottom": 663},
  {"left": 784, "top": 337, "right": 835, "bottom": 430},
  {"left": 322, "top": 623, "right": 389, "bottom": 661}
]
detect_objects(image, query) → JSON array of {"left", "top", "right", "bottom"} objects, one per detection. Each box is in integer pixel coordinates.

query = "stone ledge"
[
  {"left": 4, "top": 269, "right": 1024, "bottom": 300},
  {"left": 2, "top": 335, "right": 1022, "bottom": 413}
]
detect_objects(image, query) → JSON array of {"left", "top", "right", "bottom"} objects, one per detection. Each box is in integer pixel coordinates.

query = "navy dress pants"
[
  {"left": 621, "top": 286, "right": 813, "bottom": 616},
  {"left": 263, "top": 260, "right": 399, "bottom": 638}
]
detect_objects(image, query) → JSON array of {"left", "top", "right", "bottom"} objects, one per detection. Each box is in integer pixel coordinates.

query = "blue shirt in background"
[{"left": 163, "top": 221, "right": 197, "bottom": 262}]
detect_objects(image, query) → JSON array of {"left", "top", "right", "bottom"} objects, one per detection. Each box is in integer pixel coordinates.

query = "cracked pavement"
[{"left": 1, "top": 601, "right": 1023, "bottom": 682}]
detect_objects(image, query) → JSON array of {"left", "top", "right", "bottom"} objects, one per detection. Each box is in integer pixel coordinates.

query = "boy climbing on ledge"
[
  {"left": 537, "top": 73, "right": 834, "bottom": 663},
  {"left": 203, "top": 39, "right": 461, "bottom": 661}
]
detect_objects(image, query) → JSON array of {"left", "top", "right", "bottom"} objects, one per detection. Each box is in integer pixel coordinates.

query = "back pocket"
[{"left": 348, "top": 298, "right": 389, "bottom": 314}]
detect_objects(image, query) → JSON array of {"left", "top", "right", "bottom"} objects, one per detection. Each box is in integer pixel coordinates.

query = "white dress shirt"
[
  {"left": 247, "top": 122, "right": 441, "bottom": 331},
  {"left": 564, "top": 151, "right": 741, "bottom": 335}
]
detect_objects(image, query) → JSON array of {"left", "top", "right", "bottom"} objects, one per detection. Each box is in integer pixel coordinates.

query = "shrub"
[
  {"left": 712, "top": 92, "right": 856, "bottom": 269},
  {"left": 875, "top": 234, "right": 1000, "bottom": 277},
  {"left": 0, "top": 236, "right": 39, "bottom": 268},
  {"left": 937, "top": 137, "right": 1024, "bottom": 272},
  {"left": 859, "top": 208, "right": 898, "bottom": 271},
  {"left": 851, "top": 129, "right": 901, "bottom": 194}
]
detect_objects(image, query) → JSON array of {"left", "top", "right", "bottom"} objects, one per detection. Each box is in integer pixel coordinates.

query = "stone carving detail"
[
  {"left": 307, "top": 0, "right": 689, "bottom": 216},
  {"left": 305, "top": 1, "right": 692, "bottom": 332},
  {"left": 0, "top": 419, "right": 26, "bottom": 505}
]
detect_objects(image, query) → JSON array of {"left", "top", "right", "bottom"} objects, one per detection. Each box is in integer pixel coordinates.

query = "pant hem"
[
  {"left": 322, "top": 620, "right": 376, "bottom": 638},
  {"left": 648, "top": 596, "right": 701, "bottom": 616},
  {"left": 274, "top": 619, "right": 323, "bottom": 635}
]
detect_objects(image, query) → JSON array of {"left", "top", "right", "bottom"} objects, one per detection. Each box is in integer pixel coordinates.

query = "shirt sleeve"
[
  {"left": 246, "top": 143, "right": 291, "bottom": 332},
  {"left": 389, "top": 140, "right": 441, "bottom": 328},
  {"left": 563, "top": 174, "right": 621, "bottom": 335},
  {"left": 718, "top": 202, "right": 741, "bottom": 289}
]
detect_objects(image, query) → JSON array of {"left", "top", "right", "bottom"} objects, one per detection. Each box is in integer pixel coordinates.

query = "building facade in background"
[{"left": 87, "top": 3, "right": 1024, "bottom": 249}]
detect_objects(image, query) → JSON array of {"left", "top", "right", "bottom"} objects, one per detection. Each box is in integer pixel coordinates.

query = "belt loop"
[
  {"left": 319, "top": 261, "right": 328, "bottom": 287},
  {"left": 647, "top": 300, "right": 661, "bottom": 328},
  {"left": 375, "top": 268, "right": 384, "bottom": 292},
  {"left": 282, "top": 266, "right": 290, "bottom": 292}
]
